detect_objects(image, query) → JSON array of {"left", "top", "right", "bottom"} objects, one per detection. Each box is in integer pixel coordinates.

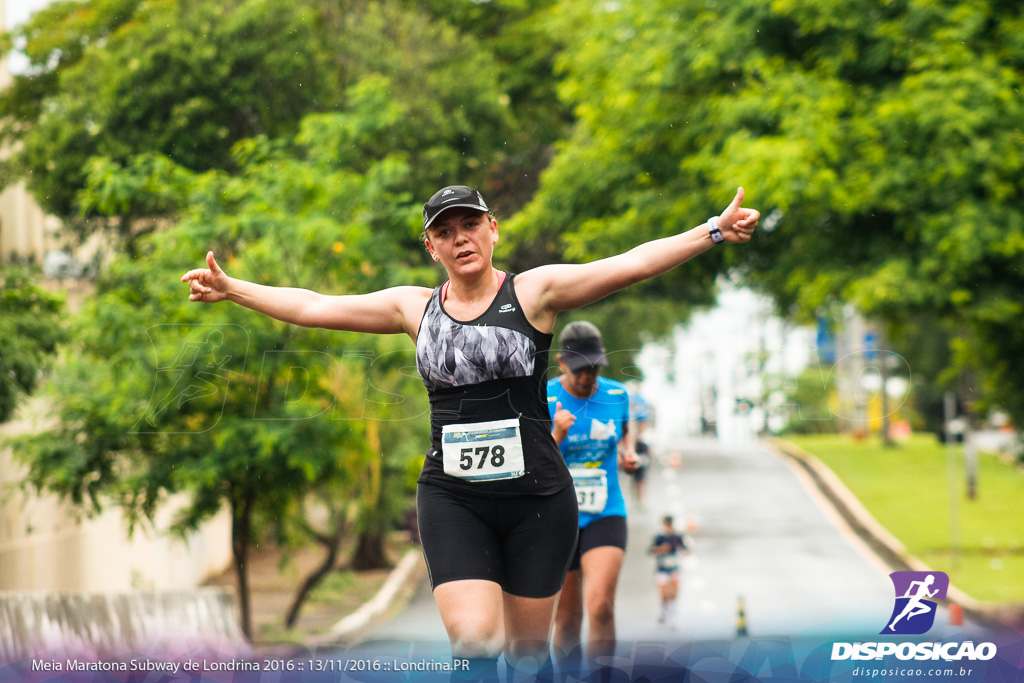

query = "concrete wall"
[
  {"left": 0, "top": 0, "right": 232, "bottom": 599},
  {"left": 0, "top": 182, "right": 59, "bottom": 265},
  {"left": 0, "top": 403, "right": 242, "bottom": 660},
  {"left": 0, "top": 589, "right": 245, "bottom": 660},
  {"left": 0, "top": 2, "right": 55, "bottom": 265},
  {"left": 0, "top": 399, "right": 234, "bottom": 594}
]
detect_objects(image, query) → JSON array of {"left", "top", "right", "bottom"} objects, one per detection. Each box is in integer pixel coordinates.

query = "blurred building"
[
  {"left": 0, "top": 180, "right": 57, "bottom": 264},
  {"left": 0, "top": 5, "right": 58, "bottom": 264},
  {"left": 636, "top": 285, "right": 814, "bottom": 445}
]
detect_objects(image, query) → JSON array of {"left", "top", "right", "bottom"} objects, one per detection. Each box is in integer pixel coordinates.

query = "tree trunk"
[
  {"left": 285, "top": 519, "right": 346, "bottom": 629},
  {"left": 231, "top": 484, "right": 256, "bottom": 641},
  {"left": 350, "top": 421, "right": 391, "bottom": 571},
  {"left": 349, "top": 527, "right": 390, "bottom": 570}
]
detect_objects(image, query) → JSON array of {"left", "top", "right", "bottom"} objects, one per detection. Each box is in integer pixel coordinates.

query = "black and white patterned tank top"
[{"left": 414, "top": 272, "right": 572, "bottom": 496}]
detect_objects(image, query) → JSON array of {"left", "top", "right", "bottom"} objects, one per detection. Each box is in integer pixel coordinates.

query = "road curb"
[
  {"left": 313, "top": 549, "right": 427, "bottom": 647},
  {"left": 764, "top": 437, "right": 1020, "bottom": 631}
]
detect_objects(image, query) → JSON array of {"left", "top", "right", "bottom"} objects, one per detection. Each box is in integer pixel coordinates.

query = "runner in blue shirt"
[{"left": 548, "top": 321, "right": 638, "bottom": 671}]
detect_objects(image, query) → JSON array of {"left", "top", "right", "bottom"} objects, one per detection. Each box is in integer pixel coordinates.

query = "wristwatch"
[{"left": 707, "top": 216, "right": 725, "bottom": 244}]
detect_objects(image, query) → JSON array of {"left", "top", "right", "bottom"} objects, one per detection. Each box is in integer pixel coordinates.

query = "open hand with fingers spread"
[
  {"left": 181, "top": 251, "right": 230, "bottom": 303},
  {"left": 716, "top": 187, "right": 760, "bottom": 243}
]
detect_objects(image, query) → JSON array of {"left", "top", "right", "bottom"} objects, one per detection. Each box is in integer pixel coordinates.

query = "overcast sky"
[
  {"left": 4, "top": 0, "right": 53, "bottom": 73},
  {"left": 5, "top": 0, "right": 50, "bottom": 29}
]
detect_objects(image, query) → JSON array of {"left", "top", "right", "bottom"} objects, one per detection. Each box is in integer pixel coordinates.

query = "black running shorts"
[
  {"left": 569, "top": 515, "right": 628, "bottom": 571},
  {"left": 416, "top": 482, "right": 579, "bottom": 598}
]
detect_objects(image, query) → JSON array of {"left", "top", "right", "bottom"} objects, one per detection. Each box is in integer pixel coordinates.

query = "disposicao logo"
[
  {"left": 831, "top": 570, "right": 997, "bottom": 663},
  {"left": 882, "top": 571, "right": 949, "bottom": 635}
]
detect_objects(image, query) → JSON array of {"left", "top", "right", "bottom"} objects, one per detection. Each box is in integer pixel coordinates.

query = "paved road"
[
  {"left": 617, "top": 437, "right": 893, "bottom": 641},
  {"left": 345, "top": 437, "right": 983, "bottom": 662}
]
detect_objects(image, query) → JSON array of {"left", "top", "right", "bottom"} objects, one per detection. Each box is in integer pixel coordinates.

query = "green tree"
[
  {"left": 275, "top": 343, "right": 424, "bottom": 628},
  {"left": 14, "top": 110, "right": 431, "bottom": 639},
  {"left": 1, "top": 0, "right": 517, "bottom": 252},
  {"left": 0, "top": 266, "right": 66, "bottom": 423},
  {"left": 501, "top": 0, "right": 733, "bottom": 363},
  {"left": 1, "top": 0, "right": 329, "bottom": 247},
  {"left": 410, "top": 0, "right": 576, "bottom": 214},
  {"left": 782, "top": 367, "right": 839, "bottom": 435},
  {"left": 6, "top": 0, "right": 524, "bottom": 634},
  {"left": 521, "top": 0, "right": 1024, "bottom": 436}
]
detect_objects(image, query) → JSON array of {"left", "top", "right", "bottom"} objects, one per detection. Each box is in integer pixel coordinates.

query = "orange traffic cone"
[
  {"left": 686, "top": 509, "right": 699, "bottom": 534},
  {"left": 948, "top": 603, "right": 964, "bottom": 626}
]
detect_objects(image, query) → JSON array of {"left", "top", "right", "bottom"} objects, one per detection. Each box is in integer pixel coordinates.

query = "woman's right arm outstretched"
[{"left": 181, "top": 251, "right": 430, "bottom": 337}]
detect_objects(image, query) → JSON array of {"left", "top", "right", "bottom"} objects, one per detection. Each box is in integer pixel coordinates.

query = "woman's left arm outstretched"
[{"left": 518, "top": 188, "right": 758, "bottom": 327}]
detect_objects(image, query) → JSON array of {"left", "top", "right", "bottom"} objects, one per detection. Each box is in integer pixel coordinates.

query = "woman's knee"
[
  {"left": 505, "top": 638, "right": 552, "bottom": 669},
  {"left": 554, "top": 618, "right": 582, "bottom": 651},
  {"left": 449, "top": 629, "right": 504, "bottom": 659},
  {"left": 555, "top": 601, "right": 583, "bottom": 634},
  {"left": 588, "top": 594, "right": 615, "bottom": 626},
  {"left": 447, "top": 615, "right": 505, "bottom": 658}
]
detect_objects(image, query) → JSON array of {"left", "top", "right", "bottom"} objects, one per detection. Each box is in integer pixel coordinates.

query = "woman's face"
[
  {"left": 558, "top": 358, "right": 600, "bottom": 398},
  {"left": 424, "top": 208, "right": 497, "bottom": 278}
]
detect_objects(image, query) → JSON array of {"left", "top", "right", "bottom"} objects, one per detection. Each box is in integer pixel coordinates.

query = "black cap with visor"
[
  {"left": 559, "top": 321, "right": 608, "bottom": 373},
  {"left": 423, "top": 185, "right": 489, "bottom": 231}
]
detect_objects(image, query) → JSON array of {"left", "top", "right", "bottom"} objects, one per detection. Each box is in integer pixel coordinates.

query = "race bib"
[
  {"left": 442, "top": 418, "right": 525, "bottom": 482},
  {"left": 658, "top": 554, "right": 680, "bottom": 571},
  {"left": 571, "top": 468, "right": 608, "bottom": 513}
]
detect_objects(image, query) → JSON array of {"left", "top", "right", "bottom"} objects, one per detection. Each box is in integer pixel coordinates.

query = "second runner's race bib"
[
  {"left": 571, "top": 468, "right": 608, "bottom": 513},
  {"left": 442, "top": 418, "right": 526, "bottom": 482}
]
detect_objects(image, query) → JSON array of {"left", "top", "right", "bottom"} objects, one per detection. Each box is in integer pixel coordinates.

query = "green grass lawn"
[{"left": 784, "top": 433, "right": 1024, "bottom": 603}]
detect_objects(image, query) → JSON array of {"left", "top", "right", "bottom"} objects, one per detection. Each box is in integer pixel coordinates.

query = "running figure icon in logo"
[{"left": 881, "top": 571, "right": 949, "bottom": 635}]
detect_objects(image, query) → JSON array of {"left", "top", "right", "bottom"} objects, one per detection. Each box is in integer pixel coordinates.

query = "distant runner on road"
[{"left": 650, "top": 515, "right": 688, "bottom": 628}]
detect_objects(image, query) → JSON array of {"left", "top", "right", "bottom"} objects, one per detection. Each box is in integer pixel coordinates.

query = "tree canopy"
[
  {"left": 2, "top": 0, "right": 557, "bottom": 639},
  {"left": 0, "top": 0, "right": 522, "bottom": 249},
  {"left": 0, "top": 267, "right": 65, "bottom": 423},
  {"left": 5, "top": 1, "right": 1024, "bottom": 644},
  {"left": 514, "top": 0, "right": 1024, "bottom": 428}
]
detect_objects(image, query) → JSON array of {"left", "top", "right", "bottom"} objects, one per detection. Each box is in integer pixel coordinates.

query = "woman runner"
[
  {"left": 549, "top": 321, "right": 638, "bottom": 671},
  {"left": 181, "top": 184, "right": 759, "bottom": 679}
]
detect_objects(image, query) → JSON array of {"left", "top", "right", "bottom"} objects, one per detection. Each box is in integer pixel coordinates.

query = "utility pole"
[
  {"left": 961, "top": 370, "right": 978, "bottom": 500},
  {"left": 879, "top": 330, "right": 894, "bottom": 447},
  {"left": 843, "top": 307, "right": 868, "bottom": 439},
  {"left": 944, "top": 392, "right": 962, "bottom": 570}
]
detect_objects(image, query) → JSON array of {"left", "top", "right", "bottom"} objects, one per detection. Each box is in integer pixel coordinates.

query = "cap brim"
[
  {"left": 424, "top": 203, "right": 489, "bottom": 230},
  {"left": 563, "top": 351, "right": 608, "bottom": 372}
]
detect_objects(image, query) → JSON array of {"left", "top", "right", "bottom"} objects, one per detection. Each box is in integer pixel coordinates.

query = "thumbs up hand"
[
  {"left": 552, "top": 401, "right": 577, "bottom": 443},
  {"left": 717, "top": 187, "right": 760, "bottom": 243}
]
